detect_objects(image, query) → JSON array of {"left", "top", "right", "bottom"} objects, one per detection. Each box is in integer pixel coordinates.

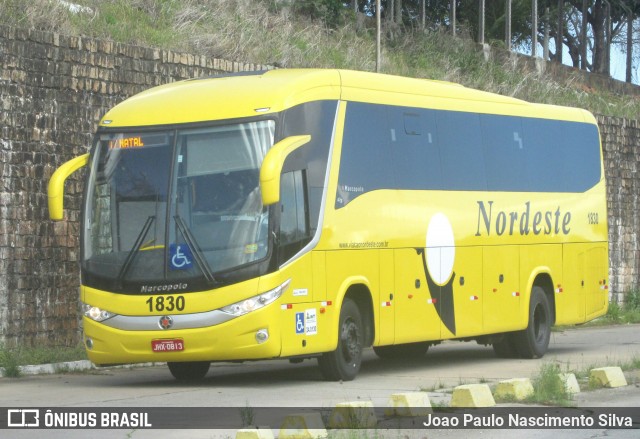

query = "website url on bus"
[{"left": 339, "top": 241, "right": 389, "bottom": 249}]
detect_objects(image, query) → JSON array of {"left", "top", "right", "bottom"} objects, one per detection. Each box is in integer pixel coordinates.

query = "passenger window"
[
  {"left": 481, "top": 115, "right": 529, "bottom": 191},
  {"left": 389, "top": 107, "right": 442, "bottom": 190},
  {"left": 336, "top": 102, "right": 393, "bottom": 208},
  {"left": 522, "top": 118, "right": 566, "bottom": 192},
  {"left": 437, "top": 111, "right": 487, "bottom": 191},
  {"left": 279, "top": 170, "right": 310, "bottom": 263}
]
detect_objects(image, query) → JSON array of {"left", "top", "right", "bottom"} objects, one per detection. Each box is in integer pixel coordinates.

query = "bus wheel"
[
  {"left": 318, "top": 298, "right": 363, "bottom": 381},
  {"left": 167, "top": 361, "right": 210, "bottom": 381},
  {"left": 373, "top": 342, "right": 429, "bottom": 359},
  {"left": 514, "top": 286, "right": 551, "bottom": 359},
  {"left": 492, "top": 333, "right": 519, "bottom": 358}
]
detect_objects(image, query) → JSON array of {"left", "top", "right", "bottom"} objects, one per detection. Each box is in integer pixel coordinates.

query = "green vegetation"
[
  {"left": 0, "top": 345, "right": 22, "bottom": 378},
  {"left": 620, "top": 355, "right": 640, "bottom": 372},
  {"left": 593, "top": 288, "right": 640, "bottom": 325},
  {"left": 0, "top": 343, "right": 87, "bottom": 377},
  {"left": 239, "top": 401, "right": 256, "bottom": 428},
  {"left": 553, "top": 289, "right": 640, "bottom": 330},
  {"left": 420, "top": 380, "right": 447, "bottom": 392},
  {"left": 525, "top": 363, "right": 574, "bottom": 406},
  {"left": 0, "top": 0, "right": 638, "bottom": 118}
]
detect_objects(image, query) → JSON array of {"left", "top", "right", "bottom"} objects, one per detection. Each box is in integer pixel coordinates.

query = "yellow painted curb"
[
  {"left": 328, "top": 401, "right": 377, "bottom": 428},
  {"left": 236, "top": 427, "right": 275, "bottom": 439},
  {"left": 559, "top": 373, "right": 581, "bottom": 394},
  {"left": 494, "top": 378, "right": 534, "bottom": 401},
  {"left": 385, "top": 392, "right": 433, "bottom": 416},
  {"left": 590, "top": 367, "right": 628, "bottom": 388},
  {"left": 279, "top": 413, "right": 327, "bottom": 439},
  {"left": 451, "top": 384, "right": 496, "bottom": 407}
]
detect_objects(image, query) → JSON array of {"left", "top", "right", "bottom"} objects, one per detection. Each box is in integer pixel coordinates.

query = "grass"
[
  {"left": 589, "top": 288, "right": 640, "bottom": 326},
  {"left": 553, "top": 288, "right": 640, "bottom": 330},
  {"left": 518, "top": 363, "right": 574, "bottom": 406},
  {"left": 494, "top": 355, "right": 640, "bottom": 406},
  {"left": 420, "top": 380, "right": 447, "bottom": 392},
  {"left": 492, "top": 363, "right": 572, "bottom": 406},
  {"left": 0, "top": 343, "right": 87, "bottom": 377},
  {"left": 619, "top": 355, "right": 640, "bottom": 372},
  {"left": 0, "top": 0, "right": 638, "bottom": 118},
  {"left": 0, "top": 345, "right": 22, "bottom": 378},
  {"left": 239, "top": 401, "right": 256, "bottom": 427}
]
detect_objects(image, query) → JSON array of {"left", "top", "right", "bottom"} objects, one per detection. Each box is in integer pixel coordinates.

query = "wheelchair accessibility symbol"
[
  {"left": 169, "top": 244, "right": 194, "bottom": 270},
  {"left": 295, "top": 312, "right": 304, "bottom": 334}
]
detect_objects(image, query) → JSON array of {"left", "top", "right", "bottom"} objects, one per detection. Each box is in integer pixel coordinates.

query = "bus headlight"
[
  {"left": 220, "top": 279, "right": 291, "bottom": 317},
  {"left": 82, "top": 303, "right": 118, "bottom": 322}
]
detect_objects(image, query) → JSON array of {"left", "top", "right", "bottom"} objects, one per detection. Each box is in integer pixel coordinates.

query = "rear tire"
[
  {"left": 373, "top": 342, "right": 429, "bottom": 359},
  {"left": 168, "top": 361, "right": 210, "bottom": 381},
  {"left": 514, "top": 286, "right": 551, "bottom": 359},
  {"left": 318, "top": 298, "right": 363, "bottom": 381}
]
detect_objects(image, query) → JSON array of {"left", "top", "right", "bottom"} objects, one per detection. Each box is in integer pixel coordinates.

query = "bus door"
[
  {"left": 585, "top": 245, "right": 608, "bottom": 319},
  {"left": 560, "top": 243, "right": 607, "bottom": 323},
  {"left": 560, "top": 243, "right": 587, "bottom": 324}
]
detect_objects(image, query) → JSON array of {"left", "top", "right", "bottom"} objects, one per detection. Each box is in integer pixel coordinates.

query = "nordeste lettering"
[{"left": 475, "top": 200, "right": 571, "bottom": 237}]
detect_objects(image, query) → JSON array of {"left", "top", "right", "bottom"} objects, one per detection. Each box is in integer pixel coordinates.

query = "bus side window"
[
  {"left": 437, "top": 111, "right": 487, "bottom": 191},
  {"left": 279, "top": 169, "right": 310, "bottom": 263},
  {"left": 389, "top": 107, "right": 442, "bottom": 190}
]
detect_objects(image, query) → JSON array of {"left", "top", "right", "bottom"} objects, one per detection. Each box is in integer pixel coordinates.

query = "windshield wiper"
[
  {"left": 174, "top": 215, "right": 217, "bottom": 284},
  {"left": 117, "top": 215, "right": 155, "bottom": 286}
]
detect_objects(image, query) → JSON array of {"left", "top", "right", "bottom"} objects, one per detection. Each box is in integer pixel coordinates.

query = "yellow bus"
[{"left": 49, "top": 69, "right": 609, "bottom": 381}]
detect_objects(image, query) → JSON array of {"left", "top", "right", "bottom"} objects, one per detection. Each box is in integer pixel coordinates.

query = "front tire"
[
  {"left": 168, "top": 361, "right": 210, "bottom": 381},
  {"left": 514, "top": 286, "right": 551, "bottom": 359},
  {"left": 318, "top": 298, "right": 363, "bottom": 381}
]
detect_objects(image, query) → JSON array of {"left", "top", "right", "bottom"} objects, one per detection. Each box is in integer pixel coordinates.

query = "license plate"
[{"left": 152, "top": 339, "right": 184, "bottom": 352}]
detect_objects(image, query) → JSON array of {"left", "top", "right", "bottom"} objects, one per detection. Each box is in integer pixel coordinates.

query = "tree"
[
  {"left": 352, "top": 0, "right": 638, "bottom": 79},
  {"left": 538, "top": 1, "right": 640, "bottom": 75}
]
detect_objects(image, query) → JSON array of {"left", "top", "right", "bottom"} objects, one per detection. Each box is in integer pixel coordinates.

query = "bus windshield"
[{"left": 83, "top": 120, "right": 275, "bottom": 292}]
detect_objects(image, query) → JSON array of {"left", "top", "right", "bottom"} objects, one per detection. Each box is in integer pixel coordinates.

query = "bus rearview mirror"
[
  {"left": 260, "top": 135, "right": 311, "bottom": 206},
  {"left": 48, "top": 153, "right": 89, "bottom": 221}
]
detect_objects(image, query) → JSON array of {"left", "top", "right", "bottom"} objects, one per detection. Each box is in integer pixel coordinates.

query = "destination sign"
[{"left": 105, "top": 133, "right": 170, "bottom": 150}]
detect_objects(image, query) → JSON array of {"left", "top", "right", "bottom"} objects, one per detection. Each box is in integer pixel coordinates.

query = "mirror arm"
[
  {"left": 260, "top": 135, "right": 311, "bottom": 206},
  {"left": 48, "top": 153, "right": 89, "bottom": 220}
]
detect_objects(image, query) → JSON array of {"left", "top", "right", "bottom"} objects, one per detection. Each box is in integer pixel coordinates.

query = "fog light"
[
  {"left": 255, "top": 329, "right": 269, "bottom": 344},
  {"left": 85, "top": 337, "right": 94, "bottom": 350}
]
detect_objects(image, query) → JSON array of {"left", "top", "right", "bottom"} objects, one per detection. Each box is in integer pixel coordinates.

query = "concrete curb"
[
  {"left": 494, "top": 378, "right": 534, "bottom": 401},
  {"left": 559, "top": 372, "right": 581, "bottom": 394},
  {"left": 385, "top": 392, "right": 433, "bottom": 416},
  {"left": 451, "top": 383, "right": 496, "bottom": 407},
  {"left": 279, "top": 412, "right": 327, "bottom": 439},
  {"left": 590, "top": 366, "right": 628, "bottom": 388},
  {"left": 1, "top": 361, "right": 165, "bottom": 377}
]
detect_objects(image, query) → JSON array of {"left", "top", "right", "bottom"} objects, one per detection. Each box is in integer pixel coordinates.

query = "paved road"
[{"left": 1, "top": 324, "right": 639, "bottom": 438}]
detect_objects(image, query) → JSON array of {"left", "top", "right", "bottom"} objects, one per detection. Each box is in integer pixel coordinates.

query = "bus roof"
[{"left": 99, "top": 69, "right": 595, "bottom": 128}]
